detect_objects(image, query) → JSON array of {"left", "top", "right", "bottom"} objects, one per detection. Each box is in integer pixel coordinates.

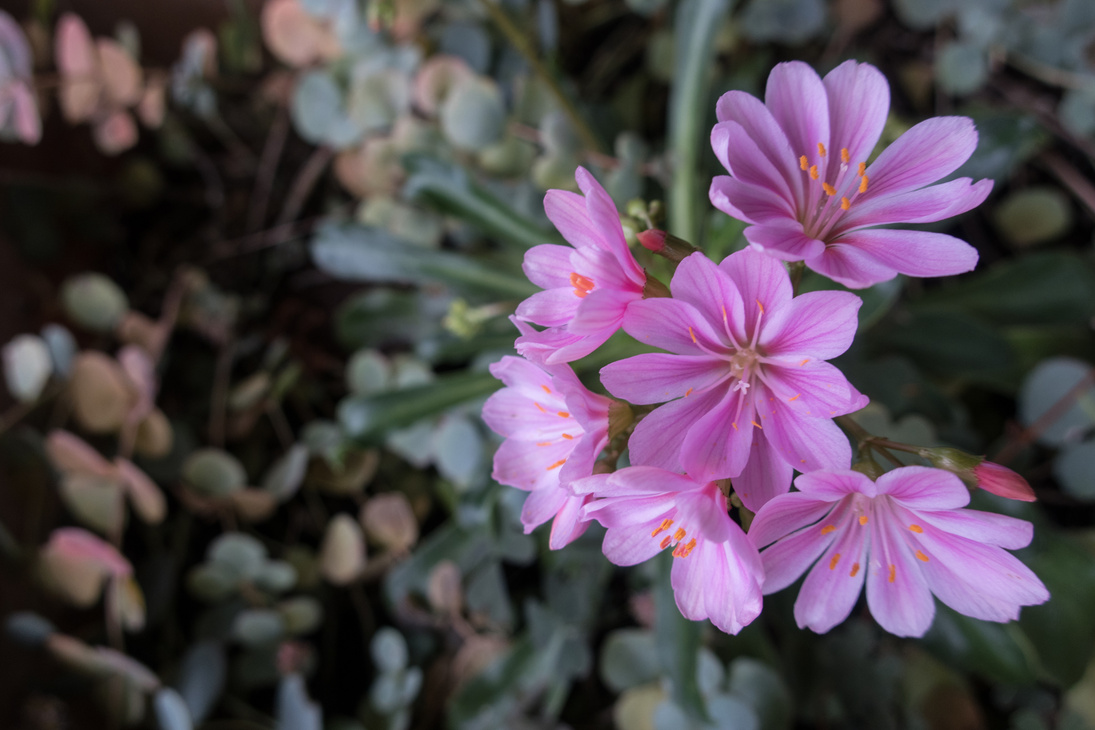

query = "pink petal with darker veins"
[
  {"left": 744, "top": 221, "right": 826, "bottom": 261},
  {"left": 822, "top": 61, "right": 889, "bottom": 172},
  {"left": 862, "top": 116, "right": 978, "bottom": 200},
  {"left": 733, "top": 432, "right": 794, "bottom": 513},
  {"left": 832, "top": 228, "right": 979, "bottom": 281}
]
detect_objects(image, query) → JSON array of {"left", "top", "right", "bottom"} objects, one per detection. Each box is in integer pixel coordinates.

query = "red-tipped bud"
[
  {"left": 637, "top": 229, "right": 667, "bottom": 253},
  {"left": 636, "top": 229, "right": 700, "bottom": 263},
  {"left": 972, "top": 462, "right": 1037, "bottom": 502}
]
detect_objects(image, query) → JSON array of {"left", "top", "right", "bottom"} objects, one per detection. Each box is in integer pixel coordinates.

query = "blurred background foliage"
[{"left": 1, "top": 0, "right": 1095, "bottom": 728}]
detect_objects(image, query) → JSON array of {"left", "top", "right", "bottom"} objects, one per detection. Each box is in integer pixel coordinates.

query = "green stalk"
[{"left": 667, "top": 0, "right": 733, "bottom": 245}]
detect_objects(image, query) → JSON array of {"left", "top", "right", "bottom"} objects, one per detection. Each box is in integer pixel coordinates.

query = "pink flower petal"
[
  {"left": 749, "top": 491, "right": 836, "bottom": 548},
  {"left": 602, "top": 518, "right": 671, "bottom": 566},
  {"left": 876, "top": 467, "right": 969, "bottom": 510},
  {"left": 733, "top": 433, "right": 794, "bottom": 514},
  {"left": 793, "top": 503, "right": 868, "bottom": 633},
  {"left": 837, "top": 178, "right": 993, "bottom": 231},
  {"left": 832, "top": 228, "right": 979, "bottom": 281},
  {"left": 544, "top": 189, "right": 600, "bottom": 249},
  {"left": 864, "top": 501, "right": 935, "bottom": 637},
  {"left": 744, "top": 221, "right": 826, "bottom": 261},
  {"left": 913, "top": 508, "right": 1033, "bottom": 550},
  {"left": 805, "top": 241, "right": 898, "bottom": 289},
  {"left": 765, "top": 62, "right": 831, "bottom": 180},
  {"left": 548, "top": 493, "right": 591, "bottom": 549},
  {"left": 794, "top": 469, "right": 877, "bottom": 501},
  {"left": 680, "top": 388, "right": 755, "bottom": 483},
  {"left": 515, "top": 288, "right": 580, "bottom": 327},
  {"left": 599, "top": 353, "right": 728, "bottom": 405},
  {"left": 522, "top": 244, "right": 574, "bottom": 290},
  {"left": 492, "top": 437, "right": 572, "bottom": 492},
  {"left": 568, "top": 287, "right": 633, "bottom": 335},
  {"left": 863, "top": 116, "right": 978, "bottom": 200},
  {"left": 760, "top": 360, "right": 867, "bottom": 416},
  {"left": 711, "top": 120, "right": 797, "bottom": 206},
  {"left": 672, "top": 531, "right": 763, "bottom": 635},
  {"left": 761, "top": 398, "right": 853, "bottom": 473},
  {"left": 709, "top": 175, "right": 795, "bottom": 225},
  {"left": 718, "top": 247, "right": 794, "bottom": 329},
  {"left": 669, "top": 253, "right": 746, "bottom": 344},
  {"left": 760, "top": 290, "right": 861, "bottom": 360},
  {"left": 627, "top": 388, "right": 722, "bottom": 473},
  {"left": 822, "top": 61, "right": 889, "bottom": 175},
  {"left": 715, "top": 89, "right": 803, "bottom": 203},
  {"left": 758, "top": 518, "right": 833, "bottom": 593},
  {"left": 576, "top": 167, "right": 642, "bottom": 278},
  {"left": 521, "top": 485, "right": 569, "bottom": 531},
  {"left": 619, "top": 298, "right": 727, "bottom": 356}
]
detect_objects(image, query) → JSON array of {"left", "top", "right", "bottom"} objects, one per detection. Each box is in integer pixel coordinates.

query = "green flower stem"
[
  {"left": 479, "top": 0, "right": 605, "bottom": 155},
  {"left": 667, "top": 0, "right": 732, "bottom": 246}
]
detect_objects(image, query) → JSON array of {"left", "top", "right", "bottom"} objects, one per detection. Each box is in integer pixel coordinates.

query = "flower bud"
[
  {"left": 919, "top": 447, "right": 1036, "bottom": 502},
  {"left": 636, "top": 229, "right": 700, "bottom": 263},
  {"left": 972, "top": 462, "right": 1036, "bottom": 502}
]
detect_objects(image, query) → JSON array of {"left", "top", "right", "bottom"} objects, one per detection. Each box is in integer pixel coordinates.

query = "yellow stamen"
[
  {"left": 673, "top": 528, "right": 686, "bottom": 541},
  {"left": 840, "top": 148, "right": 850, "bottom": 164},
  {"left": 799, "top": 155, "right": 808, "bottom": 170},
  {"left": 546, "top": 459, "right": 566, "bottom": 470},
  {"left": 849, "top": 562, "right": 860, "bottom": 577},
  {"left": 820, "top": 524, "right": 836, "bottom": 535},
  {"left": 857, "top": 162, "right": 866, "bottom": 176},
  {"left": 569, "top": 272, "right": 595, "bottom": 298},
  {"left": 858, "top": 515, "right": 868, "bottom": 526},
  {"left": 859, "top": 175, "right": 869, "bottom": 194},
  {"left": 915, "top": 550, "right": 929, "bottom": 562},
  {"left": 809, "top": 165, "right": 819, "bottom": 180},
  {"left": 840, "top": 197, "right": 850, "bottom": 210},
  {"left": 829, "top": 553, "right": 841, "bottom": 570},
  {"left": 822, "top": 182, "right": 837, "bottom": 196},
  {"left": 817, "top": 142, "right": 827, "bottom": 157},
  {"left": 909, "top": 524, "right": 923, "bottom": 533}
]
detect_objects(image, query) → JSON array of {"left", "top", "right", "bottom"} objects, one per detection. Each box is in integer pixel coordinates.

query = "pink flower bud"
[{"left": 973, "top": 462, "right": 1036, "bottom": 502}]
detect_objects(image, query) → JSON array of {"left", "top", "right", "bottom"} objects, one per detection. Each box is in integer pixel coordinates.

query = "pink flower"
[
  {"left": 749, "top": 467, "right": 1049, "bottom": 637},
  {"left": 710, "top": 60, "right": 992, "bottom": 288},
  {"left": 572, "top": 466, "right": 763, "bottom": 634},
  {"left": 600, "top": 248, "right": 866, "bottom": 513},
  {"left": 973, "top": 461, "right": 1036, "bottom": 502},
  {"left": 515, "top": 167, "right": 646, "bottom": 364},
  {"left": 482, "top": 354, "right": 611, "bottom": 548}
]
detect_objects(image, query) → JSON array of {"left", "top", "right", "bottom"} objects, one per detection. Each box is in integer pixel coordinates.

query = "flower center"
[
  {"left": 796, "top": 143, "right": 870, "bottom": 241},
  {"left": 650, "top": 517, "right": 698, "bottom": 558}
]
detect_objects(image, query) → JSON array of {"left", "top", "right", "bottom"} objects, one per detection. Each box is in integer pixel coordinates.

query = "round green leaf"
[
  {"left": 993, "top": 187, "right": 1073, "bottom": 248},
  {"left": 183, "top": 448, "right": 247, "bottom": 497},
  {"left": 60, "top": 273, "right": 129, "bottom": 332},
  {"left": 208, "top": 533, "right": 267, "bottom": 579},
  {"left": 936, "top": 41, "right": 988, "bottom": 95},
  {"left": 440, "top": 76, "right": 505, "bottom": 151},
  {"left": 599, "top": 629, "right": 661, "bottom": 693}
]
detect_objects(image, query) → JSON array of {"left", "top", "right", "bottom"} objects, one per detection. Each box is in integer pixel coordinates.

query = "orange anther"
[
  {"left": 859, "top": 515, "right": 868, "bottom": 526},
  {"left": 822, "top": 182, "right": 837, "bottom": 196},
  {"left": 731, "top": 422, "right": 738, "bottom": 430},
  {"left": 561, "top": 433, "right": 574, "bottom": 440},
  {"left": 660, "top": 535, "right": 672, "bottom": 549},
  {"left": 534, "top": 402, "right": 547, "bottom": 413},
  {"left": 840, "top": 197, "right": 850, "bottom": 210},
  {"left": 557, "top": 411, "right": 569, "bottom": 418},
  {"left": 909, "top": 524, "right": 923, "bottom": 533},
  {"left": 799, "top": 155, "right": 808, "bottom": 170},
  {"left": 569, "top": 272, "right": 595, "bottom": 298},
  {"left": 849, "top": 562, "right": 860, "bottom": 577},
  {"left": 820, "top": 524, "right": 835, "bottom": 535},
  {"left": 751, "top": 420, "right": 762, "bottom": 429},
  {"left": 799, "top": 358, "right": 810, "bottom": 366},
  {"left": 829, "top": 553, "right": 841, "bottom": 570},
  {"left": 536, "top": 441, "right": 552, "bottom": 447},
  {"left": 789, "top": 393, "right": 801, "bottom": 401},
  {"left": 818, "top": 142, "right": 827, "bottom": 157},
  {"left": 688, "top": 327, "right": 697, "bottom": 344},
  {"left": 857, "top": 162, "right": 866, "bottom": 176},
  {"left": 673, "top": 528, "right": 686, "bottom": 541},
  {"left": 859, "top": 175, "right": 869, "bottom": 193},
  {"left": 755, "top": 298, "right": 765, "bottom": 314},
  {"left": 651, "top": 518, "right": 674, "bottom": 537},
  {"left": 809, "top": 165, "right": 819, "bottom": 180},
  {"left": 546, "top": 459, "right": 566, "bottom": 470},
  {"left": 840, "top": 148, "right": 850, "bottom": 164},
  {"left": 915, "top": 550, "right": 929, "bottom": 562},
  {"left": 888, "top": 564, "right": 896, "bottom": 583},
  {"left": 685, "top": 388, "right": 693, "bottom": 397}
]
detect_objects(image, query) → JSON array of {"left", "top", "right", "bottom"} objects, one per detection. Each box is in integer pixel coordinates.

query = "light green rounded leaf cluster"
[
  {"left": 440, "top": 76, "right": 505, "bottom": 151},
  {"left": 993, "top": 187, "right": 1073, "bottom": 248},
  {"left": 183, "top": 449, "right": 248, "bottom": 497}
]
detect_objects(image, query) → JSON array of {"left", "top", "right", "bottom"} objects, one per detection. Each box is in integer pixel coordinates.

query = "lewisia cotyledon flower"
[
  {"left": 572, "top": 466, "right": 763, "bottom": 634},
  {"left": 600, "top": 248, "right": 866, "bottom": 513},
  {"left": 748, "top": 467, "right": 1049, "bottom": 637},
  {"left": 710, "top": 60, "right": 993, "bottom": 289},
  {"left": 515, "top": 167, "right": 646, "bottom": 364},
  {"left": 482, "top": 354, "right": 610, "bottom": 548}
]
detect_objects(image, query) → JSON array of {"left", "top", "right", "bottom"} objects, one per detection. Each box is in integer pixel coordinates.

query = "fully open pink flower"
[
  {"left": 601, "top": 248, "right": 866, "bottom": 513},
  {"left": 482, "top": 354, "right": 610, "bottom": 548},
  {"left": 515, "top": 167, "right": 646, "bottom": 364},
  {"left": 710, "top": 60, "right": 992, "bottom": 288},
  {"left": 749, "top": 467, "right": 1049, "bottom": 637},
  {"left": 572, "top": 466, "right": 763, "bottom": 634}
]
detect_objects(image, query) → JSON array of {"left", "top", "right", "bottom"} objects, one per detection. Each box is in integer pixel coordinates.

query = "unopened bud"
[
  {"left": 642, "top": 272, "right": 670, "bottom": 299},
  {"left": 972, "top": 462, "right": 1036, "bottom": 502},
  {"left": 919, "top": 446, "right": 982, "bottom": 473},
  {"left": 636, "top": 229, "right": 700, "bottom": 263},
  {"left": 607, "top": 400, "right": 634, "bottom": 442},
  {"left": 852, "top": 458, "right": 884, "bottom": 480}
]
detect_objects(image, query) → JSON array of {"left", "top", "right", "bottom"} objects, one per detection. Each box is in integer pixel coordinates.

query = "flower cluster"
[{"left": 483, "top": 60, "right": 1048, "bottom": 638}]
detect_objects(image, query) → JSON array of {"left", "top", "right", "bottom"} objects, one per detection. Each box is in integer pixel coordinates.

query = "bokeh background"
[{"left": 2, "top": 0, "right": 1095, "bottom": 728}]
